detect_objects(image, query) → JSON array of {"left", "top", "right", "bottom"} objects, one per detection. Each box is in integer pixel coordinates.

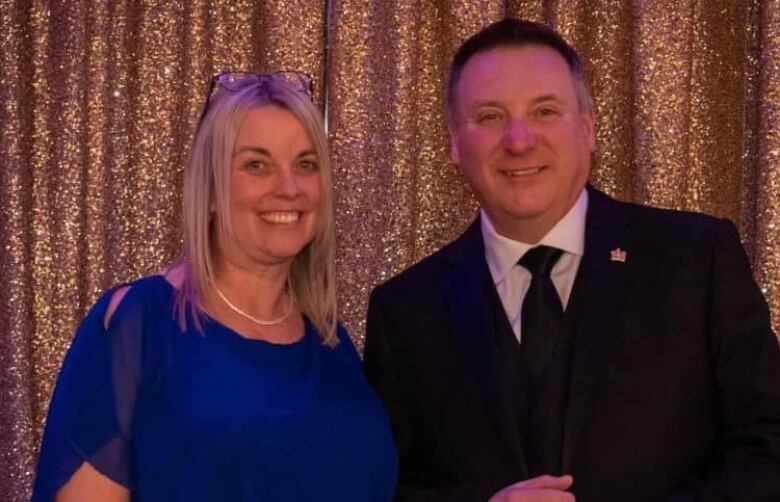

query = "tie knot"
[{"left": 519, "top": 245, "right": 562, "bottom": 276}]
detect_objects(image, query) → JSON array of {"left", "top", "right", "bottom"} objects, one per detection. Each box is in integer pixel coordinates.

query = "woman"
[{"left": 32, "top": 72, "right": 398, "bottom": 501}]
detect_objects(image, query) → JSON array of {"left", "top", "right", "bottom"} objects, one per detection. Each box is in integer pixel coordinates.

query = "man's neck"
[{"left": 483, "top": 189, "right": 589, "bottom": 246}]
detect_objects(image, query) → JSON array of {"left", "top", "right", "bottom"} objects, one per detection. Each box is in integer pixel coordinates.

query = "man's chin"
[
  {"left": 503, "top": 203, "right": 550, "bottom": 223},
  {"left": 483, "top": 200, "right": 564, "bottom": 241}
]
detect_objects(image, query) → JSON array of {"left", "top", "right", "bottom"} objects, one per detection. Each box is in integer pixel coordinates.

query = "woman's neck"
[{"left": 211, "top": 258, "right": 292, "bottom": 319}]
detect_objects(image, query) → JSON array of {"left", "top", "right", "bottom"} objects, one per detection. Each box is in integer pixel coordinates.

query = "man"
[{"left": 364, "top": 18, "right": 780, "bottom": 502}]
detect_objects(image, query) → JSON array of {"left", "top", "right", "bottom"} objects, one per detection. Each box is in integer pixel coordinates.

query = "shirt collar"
[{"left": 482, "top": 189, "right": 588, "bottom": 285}]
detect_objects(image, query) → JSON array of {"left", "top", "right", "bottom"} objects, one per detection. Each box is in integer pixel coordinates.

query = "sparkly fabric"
[{"left": 2, "top": 1, "right": 779, "bottom": 499}]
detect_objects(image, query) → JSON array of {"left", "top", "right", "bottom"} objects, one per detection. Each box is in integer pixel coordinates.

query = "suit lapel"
[
  {"left": 562, "top": 188, "right": 634, "bottom": 471},
  {"left": 445, "top": 219, "right": 528, "bottom": 475}
]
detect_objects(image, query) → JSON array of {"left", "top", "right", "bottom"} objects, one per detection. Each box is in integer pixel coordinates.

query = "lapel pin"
[{"left": 610, "top": 247, "right": 627, "bottom": 263}]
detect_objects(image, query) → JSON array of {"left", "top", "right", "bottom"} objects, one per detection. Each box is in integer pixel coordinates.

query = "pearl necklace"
[{"left": 212, "top": 282, "right": 294, "bottom": 326}]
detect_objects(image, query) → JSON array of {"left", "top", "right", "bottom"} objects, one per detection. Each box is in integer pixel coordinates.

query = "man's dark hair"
[{"left": 447, "top": 18, "right": 593, "bottom": 120}]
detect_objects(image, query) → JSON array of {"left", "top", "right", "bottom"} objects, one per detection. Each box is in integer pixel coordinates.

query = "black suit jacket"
[{"left": 364, "top": 188, "right": 780, "bottom": 502}]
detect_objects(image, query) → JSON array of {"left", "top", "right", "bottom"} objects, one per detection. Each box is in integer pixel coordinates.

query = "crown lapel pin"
[{"left": 610, "top": 247, "right": 627, "bottom": 263}]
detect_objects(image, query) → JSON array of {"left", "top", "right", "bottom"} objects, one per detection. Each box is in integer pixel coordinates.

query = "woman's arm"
[
  {"left": 57, "top": 462, "right": 129, "bottom": 502},
  {"left": 53, "top": 286, "right": 134, "bottom": 502}
]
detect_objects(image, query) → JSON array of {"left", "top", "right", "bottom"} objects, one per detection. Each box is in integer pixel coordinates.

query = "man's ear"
[
  {"left": 209, "top": 198, "right": 217, "bottom": 219},
  {"left": 582, "top": 108, "right": 596, "bottom": 152},
  {"left": 448, "top": 122, "right": 461, "bottom": 165}
]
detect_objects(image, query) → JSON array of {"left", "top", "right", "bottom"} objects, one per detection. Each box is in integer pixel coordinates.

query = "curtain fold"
[
  {"left": 1, "top": 1, "right": 778, "bottom": 499},
  {"left": 328, "top": 0, "right": 502, "bottom": 343},
  {"left": 756, "top": 0, "right": 780, "bottom": 333}
]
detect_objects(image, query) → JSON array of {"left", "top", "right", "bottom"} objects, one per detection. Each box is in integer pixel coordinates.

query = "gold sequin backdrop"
[{"left": 1, "top": 0, "right": 778, "bottom": 498}]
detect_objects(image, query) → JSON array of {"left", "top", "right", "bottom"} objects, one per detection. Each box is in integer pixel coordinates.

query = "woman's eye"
[
  {"left": 298, "top": 159, "right": 320, "bottom": 172},
  {"left": 245, "top": 160, "right": 268, "bottom": 172}
]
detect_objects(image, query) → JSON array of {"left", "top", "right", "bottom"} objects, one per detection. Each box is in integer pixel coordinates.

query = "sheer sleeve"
[{"left": 32, "top": 286, "right": 148, "bottom": 501}]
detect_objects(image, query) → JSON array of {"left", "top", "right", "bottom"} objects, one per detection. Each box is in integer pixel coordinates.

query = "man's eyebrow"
[
  {"left": 470, "top": 99, "right": 503, "bottom": 108},
  {"left": 531, "top": 94, "right": 564, "bottom": 104},
  {"left": 469, "top": 94, "right": 564, "bottom": 108}
]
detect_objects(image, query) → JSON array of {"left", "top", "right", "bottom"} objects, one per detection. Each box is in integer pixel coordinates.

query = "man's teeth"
[
  {"left": 260, "top": 212, "right": 300, "bottom": 223},
  {"left": 506, "top": 167, "right": 544, "bottom": 176}
]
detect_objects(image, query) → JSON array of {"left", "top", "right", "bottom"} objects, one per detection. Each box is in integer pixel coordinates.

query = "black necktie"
[{"left": 519, "top": 246, "right": 564, "bottom": 375}]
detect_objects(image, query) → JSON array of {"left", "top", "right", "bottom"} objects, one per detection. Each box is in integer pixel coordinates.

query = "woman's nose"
[{"left": 274, "top": 168, "right": 301, "bottom": 197}]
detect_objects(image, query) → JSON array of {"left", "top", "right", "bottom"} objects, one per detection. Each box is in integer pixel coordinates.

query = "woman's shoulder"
[
  {"left": 335, "top": 323, "right": 353, "bottom": 345},
  {"left": 103, "top": 273, "right": 176, "bottom": 330},
  {"left": 329, "top": 323, "right": 363, "bottom": 364}
]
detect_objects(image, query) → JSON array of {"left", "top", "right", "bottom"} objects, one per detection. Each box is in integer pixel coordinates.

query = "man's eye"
[
  {"left": 477, "top": 112, "right": 502, "bottom": 124},
  {"left": 537, "top": 107, "right": 559, "bottom": 117}
]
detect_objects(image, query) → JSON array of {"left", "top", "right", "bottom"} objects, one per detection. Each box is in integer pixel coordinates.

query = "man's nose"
[{"left": 503, "top": 118, "right": 536, "bottom": 153}]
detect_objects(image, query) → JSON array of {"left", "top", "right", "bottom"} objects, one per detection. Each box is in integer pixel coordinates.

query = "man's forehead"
[
  {"left": 455, "top": 46, "right": 577, "bottom": 104},
  {"left": 461, "top": 46, "right": 571, "bottom": 82}
]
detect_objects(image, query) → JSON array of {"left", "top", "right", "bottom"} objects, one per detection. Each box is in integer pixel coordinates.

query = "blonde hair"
[{"left": 174, "top": 75, "right": 338, "bottom": 346}]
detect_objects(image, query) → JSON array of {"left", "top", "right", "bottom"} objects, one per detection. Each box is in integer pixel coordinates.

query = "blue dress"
[{"left": 32, "top": 276, "right": 398, "bottom": 501}]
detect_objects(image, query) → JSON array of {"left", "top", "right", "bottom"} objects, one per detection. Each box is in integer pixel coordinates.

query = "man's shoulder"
[
  {"left": 371, "top": 221, "right": 480, "bottom": 302},
  {"left": 593, "top": 189, "right": 733, "bottom": 242},
  {"left": 374, "top": 239, "right": 459, "bottom": 296},
  {"left": 628, "top": 202, "right": 732, "bottom": 241}
]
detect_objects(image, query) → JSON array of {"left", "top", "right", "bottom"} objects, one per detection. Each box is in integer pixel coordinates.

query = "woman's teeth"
[{"left": 260, "top": 212, "right": 299, "bottom": 223}]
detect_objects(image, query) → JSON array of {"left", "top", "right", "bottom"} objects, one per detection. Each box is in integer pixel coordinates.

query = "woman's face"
[{"left": 218, "top": 104, "right": 322, "bottom": 269}]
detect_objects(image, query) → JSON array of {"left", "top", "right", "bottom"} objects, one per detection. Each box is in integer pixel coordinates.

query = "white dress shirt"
[{"left": 481, "top": 189, "right": 588, "bottom": 344}]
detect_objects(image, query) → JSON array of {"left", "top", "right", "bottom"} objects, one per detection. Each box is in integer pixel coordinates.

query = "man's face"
[{"left": 449, "top": 45, "right": 595, "bottom": 243}]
